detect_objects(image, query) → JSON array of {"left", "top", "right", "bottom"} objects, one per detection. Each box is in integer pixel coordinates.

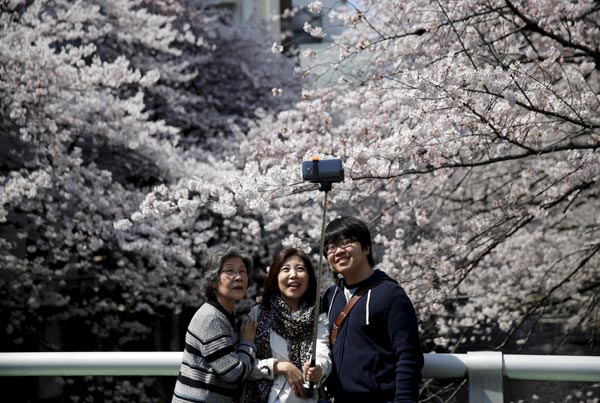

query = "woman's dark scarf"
[{"left": 244, "top": 293, "right": 314, "bottom": 402}]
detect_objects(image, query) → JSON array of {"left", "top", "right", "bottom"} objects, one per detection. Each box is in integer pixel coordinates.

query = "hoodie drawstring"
[
  {"left": 365, "top": 289, "right": 372, "bottom": 325},
  {"left": 328, "top": 286, "right": 340, "bottom": 322}
]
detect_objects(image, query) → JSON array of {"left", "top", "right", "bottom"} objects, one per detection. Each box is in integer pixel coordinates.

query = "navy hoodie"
[{"left": 322, "top": 269, "right": 423, "bottom": 403}]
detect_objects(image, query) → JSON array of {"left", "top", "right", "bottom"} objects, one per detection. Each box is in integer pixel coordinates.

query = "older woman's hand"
[{"left": 239, "top": 317, "right": 256, "bottom": 342}]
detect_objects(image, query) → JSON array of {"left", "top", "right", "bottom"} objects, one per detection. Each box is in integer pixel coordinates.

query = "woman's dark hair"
[
  {"left": 324, "top": 216, "right": 375, "bottom": 267},
  {"left": 203, "top": 246, "right": 253, "bottom": 302},
  {"left": 262, "top": 248, "right": 317, "bottom": 308}
]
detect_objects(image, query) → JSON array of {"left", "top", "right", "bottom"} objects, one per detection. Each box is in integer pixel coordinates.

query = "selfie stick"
[{"left": 307, "top": 158, "right": 335, "bottom": 393}]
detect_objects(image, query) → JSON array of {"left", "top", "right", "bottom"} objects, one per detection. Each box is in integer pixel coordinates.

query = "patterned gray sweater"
[{"left": 172, "top": 301, "right": 256, "bottom": 403}]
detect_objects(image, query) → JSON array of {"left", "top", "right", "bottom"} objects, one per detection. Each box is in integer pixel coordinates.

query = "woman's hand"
[
  {"left": 275, "top": 360, "right": 308, "bottom": 399},
  {"left": 239, "top": 317, "right": 256, "bottom": 342},
  {"left": 303, "top": 361, "right": 323, "bottom": 384}
]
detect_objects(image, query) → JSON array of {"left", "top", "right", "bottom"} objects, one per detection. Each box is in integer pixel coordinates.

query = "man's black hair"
[{"left": 324, "top": 216, "right": 375, "bottom": 267}]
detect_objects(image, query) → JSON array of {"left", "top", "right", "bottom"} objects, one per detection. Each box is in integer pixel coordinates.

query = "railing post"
[{"left": 467, "top": 351, "right": 504, "bottom": 403}]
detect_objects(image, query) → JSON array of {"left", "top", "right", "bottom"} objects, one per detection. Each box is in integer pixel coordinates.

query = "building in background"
[
  {"left": 227, "top": 0, "right": 344, "bottom": 47},
  {"left": 226, "top": 0, "right": 348, "bottom": 84}
]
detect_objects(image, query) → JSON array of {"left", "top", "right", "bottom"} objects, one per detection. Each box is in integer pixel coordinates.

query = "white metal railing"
[{"left": 1, "top": 351, "right": 599, "bottom": 402}]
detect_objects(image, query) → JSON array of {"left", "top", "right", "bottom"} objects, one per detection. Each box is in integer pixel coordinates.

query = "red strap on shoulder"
[{"left": 330, "top": 280, "right": 385, "bottom": 345}]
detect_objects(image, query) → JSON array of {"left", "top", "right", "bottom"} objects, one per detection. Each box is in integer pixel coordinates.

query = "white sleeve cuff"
[{"left": 258, "top": 358, "right": 277, "bottom": 380}]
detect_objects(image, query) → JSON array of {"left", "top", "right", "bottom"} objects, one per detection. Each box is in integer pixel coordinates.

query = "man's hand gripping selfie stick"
[{"left": 301, "top": 157, "right": 344, "bottom": 394}]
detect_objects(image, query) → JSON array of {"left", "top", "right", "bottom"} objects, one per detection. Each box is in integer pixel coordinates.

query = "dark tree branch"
[
  {"left": 350, "top": 142, "right": 599, "bottom": 181},
  {"left": 504, "top": 0, "right": 600, "bottom": 64},
  {"left": 498, "top": 242, "right": 600, "bottom": 348}
]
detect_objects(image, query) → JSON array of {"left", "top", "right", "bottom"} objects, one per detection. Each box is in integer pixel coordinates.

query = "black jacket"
[{"left": 322, "top": 269, "right": 423, "bottom": 402}]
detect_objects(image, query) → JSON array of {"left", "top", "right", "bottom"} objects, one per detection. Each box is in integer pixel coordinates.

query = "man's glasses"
[{"left": 325, "top": 240, "right": 355, "bottom": 255}]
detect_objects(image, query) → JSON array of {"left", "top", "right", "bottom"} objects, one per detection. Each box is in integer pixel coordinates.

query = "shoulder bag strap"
[{"left": 330, "top": 280, "right": 385, "bottom": 345}]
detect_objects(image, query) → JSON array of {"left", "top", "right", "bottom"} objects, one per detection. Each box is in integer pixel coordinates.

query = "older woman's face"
[{"left": 216, "top": 257, "right": 249, "bottom": 304}]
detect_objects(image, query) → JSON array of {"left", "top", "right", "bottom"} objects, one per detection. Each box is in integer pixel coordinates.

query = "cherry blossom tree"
[
  {"left": 0, "top": 0, "right": 297, "bottom": 401},
  {"left": 119, "top": 2, "right": 598, "bottom": 400},
  {"left": 225, "top": 0, "right": 599, "bottom": 400},
  {"left": 2, "top": 0, "right": 598, "bottom": 401}
]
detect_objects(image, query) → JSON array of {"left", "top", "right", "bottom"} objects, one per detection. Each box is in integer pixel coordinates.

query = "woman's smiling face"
[{"left": 277, "top": 254, "right": 309, "bottom": 311}]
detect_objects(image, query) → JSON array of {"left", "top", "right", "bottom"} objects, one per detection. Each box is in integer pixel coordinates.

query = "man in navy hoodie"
[{"left": 321, "top": 216, "right": 423, "bottom": 402}]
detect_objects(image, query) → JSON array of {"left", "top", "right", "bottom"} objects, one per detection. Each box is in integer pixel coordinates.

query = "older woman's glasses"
[
  {"left": 325, "top": 240, "right": 355, "bottom": 255},
  {"left": 220, "top": 268, "right": 248, "bottom": 278}
]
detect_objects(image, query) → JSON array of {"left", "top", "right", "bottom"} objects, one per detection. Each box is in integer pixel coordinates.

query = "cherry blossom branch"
[
  {"left": 504, "top": 0, "right": 600, "bottom": 64},
  {"left": 349, "top": 142, "right": 598, "bottom": 182},
  {"left": 498, "top": 242, "right": 600, "bottom": 348}
]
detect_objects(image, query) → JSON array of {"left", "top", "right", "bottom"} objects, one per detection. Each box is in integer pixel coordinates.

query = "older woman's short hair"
[{"left": 202, "top": 246, "right": 253, "bottom": 301}]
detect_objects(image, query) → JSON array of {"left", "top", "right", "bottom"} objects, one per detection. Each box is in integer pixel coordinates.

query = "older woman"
[
  {"left": 172, "top": 246, "right": 257, "bottom": 403},
  {"left": 242, "top": 248, "right": 331, "bottom": 403}
]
